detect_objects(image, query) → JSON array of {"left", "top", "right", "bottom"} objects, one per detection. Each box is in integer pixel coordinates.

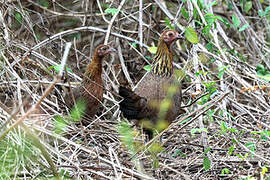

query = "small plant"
[{"left": 203, "top": 148, "right": 211, "bottom": 170}]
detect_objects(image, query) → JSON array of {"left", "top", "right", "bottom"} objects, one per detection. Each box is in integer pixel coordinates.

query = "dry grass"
[{"left": 0, "top": 0, "right": 270, "bottom": 179}]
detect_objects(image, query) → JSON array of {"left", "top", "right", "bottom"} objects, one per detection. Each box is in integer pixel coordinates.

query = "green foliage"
[
  {"left": 185, "top": 27, "right": 199, "bottom": 44},
  {"left": 67, "top": 32, "right": 81, "bottom": 40},
  {"left": 165, "top": 17, "right": 175, "bottom": 30},
  {"left": 149, "top": 143, "right": 164, "bottom": 168},
  {"left": 181, "top": 8, "right": 189, "bottom": 19},
  {"left": 117, "top": 121, "right": 136, "bottom": 153},
  {"left": 251, "top": 131, "right": 269, "bottom": 141},
  {"left": 148, "top": 46, "right": 157, "bottom": 54},
  {"left": 203, "top": 156, "right": 211, "bottom": 170},
  {"left": 202, "top": 13, "right": 223, "bottom": 36},
  {"left": 172, "top": 149, "right": 187, "bottom": 158},
  {"left": 243, "top": 1, "right": 252, "bottom": 13},
  {"left": 228, "top": 145, "right": 234, "bottom": 155},
  {"left": 256, "top": 64, "right": 270, "bottom": 81},
  {"left": 220, "top": 120, "right": 237, "bottom": 134},
  {"left": 70, "top": 99, "right": 87, "bottom": 122},
  {"left": 239, "top": 24, "right": 249, "bottom": 32},
  {"left": 221, "top": 168, "right": 231, "bottom": 175},
  {"left": 206, "top": 42, "right": 213, "bottom": 52},
  {"left": 105, "top": 8, "right": 119, "bottom": 15},
  {"left": 131, "top": 42, "right": 137, "bottom": 48},
  {"left": 256, "top": 64, "right": 270, "bottom": 75},
  {"left": 14, "top": 12, "right": 22, "bottom": 24},
  {"left": 190, "top": 128, "right": 208, "bottom": 136},
  {"left": 143, "top": 65, "right": 152, "bottom": 72},
  {"left": 145, "top": 55, "right": 152, "bottom": 61},
  {"left": 205, "top": 1, "right": 217, "bottom": 11},
  {"left": 261, "top": 166, "right": 268, "bottom": 177},
  {"left": 53, "top": 115, "right": 68, "bottom": 134},
  {"left": 179, "top": 117, "right": 191, "bottom": 125},
  {"left": 48, "top": 65, "right": 72, "bottom": 73},
  {"left": 232, "top": 14, "right": 241, "bottom": 28},
  {"left": 197, "top": 82, "right": 216, "bottom": 105},
  {"left": 258, "top": 6, "right": 270, "bottom": 17},
  {"left": 245, "top": 142, "right": 256, "bottom": 158},
  {"left": 37, "top": 0, "right": 49, "bottom": 8},
  {"left": 217, "top": 65, "right": 230, "bottom": 79},
  {"left": 206, "top": 109, "right": 215, "bottom": 122},
  {"left": 0, "top": 132, "right": 39, "bottom": 178},
  {"left": 232, "top": 14, "right": 249, "bottom": 32}
]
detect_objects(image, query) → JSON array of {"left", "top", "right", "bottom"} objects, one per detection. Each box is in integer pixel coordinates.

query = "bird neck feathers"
[
  {"left": 152, "top": 40, "right": 173, "bottom": 78},
  {"left": 83, "top": 56, "right": 103, "bottom": 81}
]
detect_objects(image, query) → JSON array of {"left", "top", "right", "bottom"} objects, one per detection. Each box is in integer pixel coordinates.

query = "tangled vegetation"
[{"left": 0, "top": 0, "right": 269, "bottom": 179}]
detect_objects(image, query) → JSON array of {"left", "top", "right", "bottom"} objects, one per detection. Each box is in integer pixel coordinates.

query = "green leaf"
[
  {"left": 105, "top": 8, "right": 118, "bottom": 15},
  {"left": 251, "top": 130, "right": 270, "bottom": 136},
  {"left": 221, "top": 168, "right": 230, "bottom": 175},
  {"left": 117, "top": 121, "right": 135, "bottom": 152},
  {"left": 204, "top": 13, "right": 215, "bottom": 24},
  {"left": 218, "top": 70, "right": 225, "bottom": 79},
  {"left": 220, "top": 121, "right": 228, "bottom": 133},
  {"left": 221, "top": 18, "right": 231, "bottom": 28},
  {"left": 148, "top": 46, "right": 157, "bottom": 54},
  {"left": 266, "top": 6, "right": 270, "bottom": 13},
  {"left": 190, "top": 128, "right": 208, "bottom": 135},
  {"left": 172, "top": 149, "right": 186, "bottom": 158},
  {"left": 185, "top": 27, "right": 199, "bottom": 44},
  {"left": 261, "top": 167, "right": 268, "bottom": 176},
  {"left": 245, "top": 142, "right": 256, "bottom": 153},
  {"left": 179, "top": 117, "right": 191, "bottom": 125},
  {"left": 38, "top": 0, "right": 49, "bottom": 8},
  {"left": 14, "top": 12, "right": 22, "bottom": 24},
  {"left": 203, "top": 156, "right": 211, "bottom": 170},
  {"left": 257, "top": 74, "right": 270, "bottom": 81},
  {"left": 228, "top": 146, "right": 234, "bottom": 155},
  {"left": 190, "top": 128, "right": 199, "bottom": 135},
  {"left": 232, "top": 14, "right": 240, "bottom": 28},
  {"left": 70, "top": 99, "right": 87, "bottom": 122},
  {"left": 181, "top": 8, "right": 189, "bottom": 19},
  {"left": 131, "top": 42, "right": 137, "bottom": 48},
  {"left": 256, "top": 64, "right": 266, "bottom": 73},
  {"left": 48, "top": 65, "right": 72, "bottom": 73},
  {"left": 202, "top": 24, "right": 211, "bottom": 35},
  {"left": 239, "top": 23, "right": 249, "bottom": 32},
  {"left": 205, "top": 1, "right": 217, "bottom": 11},
  {"left": 204, "top": 147, "right": 211, "bottom": 154},
  {"left": 258, "top": 10, "right": 266, "bottom": 17},
  {"left": 53, "top": 115, "right": 67, "bottom": 134},
  {"left": 206, "top": 42, "right": 213, "bottom": 52},
  {"left": 244, "top": 1, "right": 252, "bottom": 13},
  {"left": 143, "top": 65, "right": 152, "bottom": 72},
  {"left": 165, "top": 17, "right": 175, "bottom": 30}
]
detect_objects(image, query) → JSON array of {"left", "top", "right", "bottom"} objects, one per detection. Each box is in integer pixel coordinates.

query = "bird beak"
[{"left": 108, "top": 47, "right": 117, "bottom": 53}]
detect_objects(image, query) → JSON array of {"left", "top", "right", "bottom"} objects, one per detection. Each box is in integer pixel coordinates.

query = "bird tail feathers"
[{"left": 119, "top": 86, "right": 147, "bottom": 120}]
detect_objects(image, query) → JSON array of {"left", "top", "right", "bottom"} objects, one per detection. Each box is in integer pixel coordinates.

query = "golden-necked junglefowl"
[
  {"left": 119, "top": 30, "right": 184, "bottom": 139},
  {"left": 65, "top": 44, "right": 116, "bottom": 119}
]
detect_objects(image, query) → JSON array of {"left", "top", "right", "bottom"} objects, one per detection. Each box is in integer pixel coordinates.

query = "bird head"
[
  {"left": 95, "top": 44, "right": 116, "bottom": 58},
  {"left": 161, "top": 30, "right": 184, "bottom": 46}
]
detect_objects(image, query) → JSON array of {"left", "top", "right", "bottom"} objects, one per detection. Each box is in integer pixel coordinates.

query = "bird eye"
[
  {"left": 101, "top": 46, "right": 108, "bottom": 51},
  {"left": 168, "top": 32, "right": 174, "bottom": 37}
]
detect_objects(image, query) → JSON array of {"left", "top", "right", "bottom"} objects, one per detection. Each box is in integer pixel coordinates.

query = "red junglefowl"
[
  {"left": 119, "top": 30, "right": 184, "bottom": 139},
  {"left": 65, "top": 44, "right": 116, "bottom": 120}
]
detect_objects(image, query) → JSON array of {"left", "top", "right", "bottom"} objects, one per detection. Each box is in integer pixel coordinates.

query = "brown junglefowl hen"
[
  {"left": 65, "top": 44, "right": 116, "bottom": 119},
  {"left": 119, "top": 30, "right": 184, "bottom": 139}
]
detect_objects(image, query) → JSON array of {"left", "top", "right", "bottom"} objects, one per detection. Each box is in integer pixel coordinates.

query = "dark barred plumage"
[{"left": 119, "top": 30, "right": 184, "bottom": 139}]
